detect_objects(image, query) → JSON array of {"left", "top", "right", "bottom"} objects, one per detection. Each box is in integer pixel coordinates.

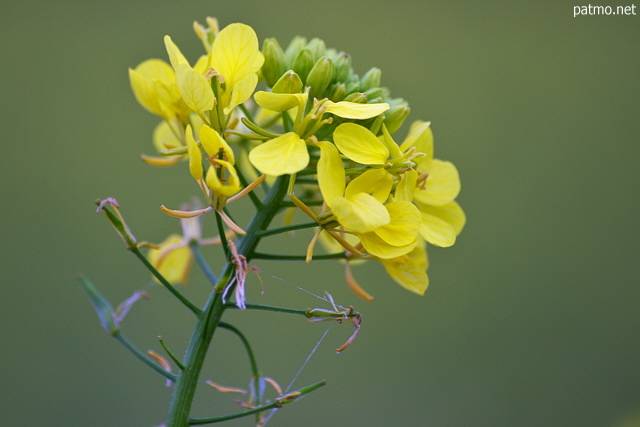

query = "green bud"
[
  {"left": 95, "top": 198, "right": 137, "bottom": 249},
  {"left": 331, "top": 52, "right": 352, "bottom": 83},
  {"left": 261, "top": 38, "right": 287, "bottom": 88},
  {"left": 360, "top": 67, "right": 381, "bottom": 91},
  {"left": 383, "top": 103, "right": 411, "bottom": 133},
  {"left": 305, "top": 38, "right": 326, "bottom": 62},
  {"left": 328, "top": 83, "right": 347, "bottom": 102},
  {"left": 291, "top": 48, "right": 314, "bottom": 84},
  {"left": 272, "top": 70, "right": 303, "bottom": 94},
  {"left": 344, "top": 81, "right": 360, "bottom": 95},
  {"left": 79, "top": 274, "right": 120, "bottom": 335},
  {"left": 343, "top": 92, "right": 368, "bottom": 103},
  {"left": 306, "top": 57, "right": 334, "bottom": 101},
  {"left": 364, "top": 87, "right": 386, "bottom": 100},
  {"left": 284, "top": 36, "right": 307, "bottom": 67}
]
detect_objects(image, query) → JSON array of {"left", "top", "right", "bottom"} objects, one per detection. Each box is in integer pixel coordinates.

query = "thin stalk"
[
  {"left": 131, "top": 248, "right": 200, "bottom": 315},
  {"left": 234, "top": 165, "right": 263, "bottom": 209},
  {"left": 280, "top": 200, "right": 325, "bottom": 207},
  {"left": 190, "top": 242, "right": 218, "bottom": 286},
  {"left": 113, "top": 332, "right": 176, "bottom": 381},
  {"left": 251, "top": 252, "right": 347, "bottom": 261},
  {"left": 255, "top": 221, "right": 318, "bottom": 237},
  {"left": 225, "top": 303, "right": 309, "bottom": 317},
  {"left": 218, "top": 321, "right": 262, "bottom": 422},
  {"left": 165, "top": 176, "right": 289, "bottom": 427},
  {"left": 214, "top": 211, "right": 231, "bottom": 260},
  {"left": 189, "top": 380, "right": 326, "bottom": 425}
]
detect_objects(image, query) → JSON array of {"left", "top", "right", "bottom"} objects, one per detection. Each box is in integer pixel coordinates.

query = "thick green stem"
[{"left": 165, "top": 176, "right": 289, "bottom": 427}]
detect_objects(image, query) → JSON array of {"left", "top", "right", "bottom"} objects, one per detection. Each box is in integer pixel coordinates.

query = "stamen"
[
  {"left": 305, "top": 227, "right": 323, "bottom": 263},
  {"left": 206, "top": 380, "right": 247, "bottom": 394},
  {"left": 217, "top": 209, "right": 247, "bottom": 235},
  {"left": 289, "top": 194, "right": 318, "bottom": 221},
  {"left": 227, "top": 174, "right": 266, "bottom": 204},
  {"left": 147, "top": 350, "right": 173, "bottom": 386},
  {"left": 160, "top": 205, "right": 213, "bottom": 218},
  {"left": 345, "top": 262, "right": 374, "bottom": 302}
]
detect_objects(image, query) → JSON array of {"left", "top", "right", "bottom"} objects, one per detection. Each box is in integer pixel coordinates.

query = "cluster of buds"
[{"left": 128, "top": 17, "right": 465, "bottom": 299}]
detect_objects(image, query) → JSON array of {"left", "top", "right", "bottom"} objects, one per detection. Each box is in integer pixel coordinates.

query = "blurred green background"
[{"left": 2, "top": 1, "right": 639, "bottom": 426}]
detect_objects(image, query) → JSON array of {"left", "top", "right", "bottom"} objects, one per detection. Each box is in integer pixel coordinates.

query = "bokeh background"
[{"left": 2, "top": 1, "right": 639, "bottom": 426}]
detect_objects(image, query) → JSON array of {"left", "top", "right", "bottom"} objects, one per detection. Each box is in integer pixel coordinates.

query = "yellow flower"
[
  {"left": 128, "top": 59, "right": 190, "bottom": 123},
  {"left": 148, "top": 234, "right": 193, "bottom": 285},
  {"left": 378, "top": 239, "right": 429, "bottom": 295},
  {"left": 247, "top": 94, "right": 389, "bottom": 177},
  {"left": 396, "top": 121, "right": 466, "bottom": 247},
  {"left": 316, "top": 141, "right": 421, "bottom": 258},
  {"left": 164, "top": 22, "right": 264, "bottom": 126}
]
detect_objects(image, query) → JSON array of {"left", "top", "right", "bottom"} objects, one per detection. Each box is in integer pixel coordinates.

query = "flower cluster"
[{"left": 129, "top": 17, "right": 465, "bottom": 298}]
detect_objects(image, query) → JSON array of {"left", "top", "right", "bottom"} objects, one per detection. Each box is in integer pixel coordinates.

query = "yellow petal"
[
  {"left": 248, "top": 132, "right": 309, "bottom": 176},
  {"left": 344, "top": 168, "right": 393, "bottom": 203},
  {"left": 417, "top": 200, "right": 465, "bottom": 247},
  {"left": 332, "top": 193, "right": 389, "bottom": 234},
  {"left": 205, "top": 161, "right": 242, "bottom": 196},
  {"left": 211, "top": 23, "right": 264, "bottom": 90},
  {"left": 254, "top": 91, "right": 308, "bottom": 112},
  {"left": 224, "top": 73, "right": 258, "bottom": 115},
  {"left": 185, "top": 124, "right": 203, "bottom": 180},
  {"left": 395, "top": 170, "right": 418, "bottom": 202},
  {"left": 380, "top": 124, "right": 403, "bottom": 159},
  {"left": 324, "top": 101, "right": 389, "bottom": 119},
  {"left": 359, "top": 231, "right": 417, "bottom": 259},
  {"left": 164, "top": 35, "right": 190, "bottom": 69},
  {"left": 379, "top": 241, "right": 429, "bottom": 295},
  {"left": 140, "top": 154, "right": 183, "bottom": 167},
  {"left": 373, "top": 201, "right": 421, "bottom": 247},
  {"left": 400, "top": 120, "right": 433, "bottom": 160},
  {"left": 413, "top": 159, "right": 461, "bottom": 206},
  {"left": 333, "top": 123, "right": 389, "bottom": 165},
  {"left": 199, "top": 124, "right": 235, "bottom": 163},
  {"left": 419, "top": 201, "right": 466, "bottom": 236},
  {"left": 175, "top": 64, "right": 215, "bottom": 115},
  {"left": 148, "top": 234, "right": 192, "bottom": 285},
  {"left": 316, "top": 141, "right": 345, "bottom": 206},
  {"left": 128, "top": 60, "right": 175, "bottom": 118},
  {"left": 152, "top": 121, "right": 183, "bottom": 153}
]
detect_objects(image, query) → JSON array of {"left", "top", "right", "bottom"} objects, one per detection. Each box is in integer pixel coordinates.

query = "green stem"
[
  {"left": 234, "top": 164, "right": 263, "bottom": 210},
  {"left": 214, "top": 211, "right": 230, "bottom": 260},
  {"left": 131, "top": 248, "right": 201, "bottom": 316},
  {"left": 256, "top": 221, "right": 318, "bottom": 237},
  {"left": 190, "top": 242, "right": 218, "bottom": 286},
  {"left": 218, "top": 321, "right": 262, "bottom": 422},
  {"left": 225, "top": 303, "right": 309, "bottom": 316},
  {"left": 189, "top": 380, "right": 326, "bottom": 425},
  {"left": 113, "top": 332, "right": 176, "bottom": 381},
  {"left": 280, "top": 200, "right": 325, "bottom": 207},
  {"left": 251, "top": 252, "right": 347, "bottom": 261},
  {"left": 165, "top": 176, "right": 289, "bottom": 427}
]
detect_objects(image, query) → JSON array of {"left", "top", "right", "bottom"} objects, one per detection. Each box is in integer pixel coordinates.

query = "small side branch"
[{"left": 189, "top": 380, "right": 326, "bottom": 425}]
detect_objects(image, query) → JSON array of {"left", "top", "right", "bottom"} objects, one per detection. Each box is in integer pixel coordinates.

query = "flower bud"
[
  {"left": 306, "top": 57, "right": 334, "bottom": 101},
  {"left": 332, "top": 52, "right": 352, "bottom": 83},
  {"left": 364, "top": 87, "right": 387, "bottom": 100},
  {"left": 328, "top": 83, "right": 347, "bottom": 102},
  {"left": 360, "top": 67, "right": 381, "bottom": 91},
  {"left": 383, "top": 103, "right": 411, "bottom": 133},
  {"left": 272, "top": 70, "right": 303, "bottom": 94},
  {"left": 79, "top": 275, "right": 119, "bottom": 336},
  {"left": 343, "top": 92, "right": 367, "bottom": 103},
  {"left": 305, "top": 38, "right": 326, "bottom": 62},
  {"left": 261, "top": 38, "right": 287, "bottom": 88},
  {"left": 284, "top": 36, "right": 307, "bottom": 67},
  {"left": 291, "top": 48, "right": 314, "bottom": 84}
]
